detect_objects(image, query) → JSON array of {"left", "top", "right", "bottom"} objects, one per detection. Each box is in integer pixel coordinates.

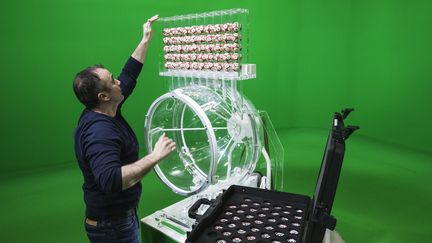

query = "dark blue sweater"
[{"left": 74, "top": 57, "right": 143, "bottom": 219}]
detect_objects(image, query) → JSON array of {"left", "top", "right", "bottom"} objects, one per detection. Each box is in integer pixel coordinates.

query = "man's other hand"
[{"left": 151, "top": 133, "right": 176, "bottom": 162}]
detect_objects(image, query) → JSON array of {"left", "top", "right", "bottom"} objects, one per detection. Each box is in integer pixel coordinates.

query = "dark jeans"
[{"left": 84, "top": 209, "right": 140, "bottom": 243}]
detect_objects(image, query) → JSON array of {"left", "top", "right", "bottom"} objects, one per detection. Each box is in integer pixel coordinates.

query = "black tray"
[{"left": 187, "top": 185, "right": 310, "bottom": 243}]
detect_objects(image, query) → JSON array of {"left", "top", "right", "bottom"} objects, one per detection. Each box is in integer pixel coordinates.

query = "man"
[{"left": 73, "top": 15, "right": 175, "bottom": 243}]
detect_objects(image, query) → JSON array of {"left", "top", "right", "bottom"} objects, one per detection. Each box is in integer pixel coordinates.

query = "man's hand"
[
  {"left": 121, "top": 133, "right": 175, "bottom": 190},
  {"left": 131, "top": 14, "right": 159, "bottom": 63},
  {"left": 142, "top": 14, "right": 159, "bottom": 43},
  {"left": 151, "top": 133, "right": 176, "bottom": 162}
]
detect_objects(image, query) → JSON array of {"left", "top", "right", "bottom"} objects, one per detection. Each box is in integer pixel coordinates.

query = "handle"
[{"left": 188, "top": 198, "right": 212, "bottom": 219}]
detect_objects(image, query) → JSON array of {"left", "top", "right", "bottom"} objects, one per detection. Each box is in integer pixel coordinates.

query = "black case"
[{"left": 186, "top": 109, "right": 359, "bottom": 243}]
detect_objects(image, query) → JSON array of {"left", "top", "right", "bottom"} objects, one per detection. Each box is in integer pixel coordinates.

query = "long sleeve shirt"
[{"left": 74, "top": 57, "right": 143, "bottom": 219}]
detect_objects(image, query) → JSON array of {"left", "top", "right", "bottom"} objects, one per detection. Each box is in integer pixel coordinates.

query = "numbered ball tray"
[{"left": 186, "top": 185, "right": 310, "bottom": 243}]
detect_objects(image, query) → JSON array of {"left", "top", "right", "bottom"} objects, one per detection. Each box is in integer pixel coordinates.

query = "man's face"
[{"left": 93, "top": 68, "right": 124, "bottom": 104}]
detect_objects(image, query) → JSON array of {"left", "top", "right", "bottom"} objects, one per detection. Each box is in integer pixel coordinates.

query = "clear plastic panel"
[{"left": 258, "top": 111, "right": 285, "bottom": 191}]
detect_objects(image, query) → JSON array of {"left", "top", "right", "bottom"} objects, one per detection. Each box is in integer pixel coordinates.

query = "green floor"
[{"left": 1, "top": 129, "right": 431, "bottom": 242}]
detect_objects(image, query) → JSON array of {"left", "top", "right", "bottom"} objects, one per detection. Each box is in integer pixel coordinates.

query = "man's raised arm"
[{"left": 132, "top": 14, "right": 159, "bottom": 64}]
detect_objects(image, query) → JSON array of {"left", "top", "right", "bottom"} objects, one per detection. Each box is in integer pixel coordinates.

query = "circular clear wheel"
[{"left": 145, "top": 85, "right": 262, "bottom": 196}]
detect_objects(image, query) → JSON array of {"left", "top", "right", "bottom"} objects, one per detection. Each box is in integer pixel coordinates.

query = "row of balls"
[
  {"left": 163, "top": 33, "right": 239, "bottom": 45},
  {"left": 163, "top": 22, "right": 241, "bottom": 36},
  {"left": 163, "top": 43, "right": 240, "bottom": 53},
  {"left": 164, "top": 53, "right": 241, "bottom": 62},
  {"left": 165, "top": 62, "right": 240, "bottom": 72}
]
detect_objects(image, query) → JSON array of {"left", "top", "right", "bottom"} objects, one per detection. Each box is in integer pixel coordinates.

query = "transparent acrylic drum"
[{"left": 144, "top": 85, "right": 262, "bottom": 196}]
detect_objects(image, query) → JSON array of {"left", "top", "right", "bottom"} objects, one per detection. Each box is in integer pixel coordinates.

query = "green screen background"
[{"left": 0, "top": 0, "right": 431, "bottom": 242}]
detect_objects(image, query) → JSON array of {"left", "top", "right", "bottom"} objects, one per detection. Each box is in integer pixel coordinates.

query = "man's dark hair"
[{"left": 73, "top": 64, "right": 107, "bottom": 109}]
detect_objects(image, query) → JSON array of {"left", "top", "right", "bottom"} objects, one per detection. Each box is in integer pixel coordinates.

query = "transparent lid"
[{"left": 145, "top": 85, "right": 262, "bottom": 196}]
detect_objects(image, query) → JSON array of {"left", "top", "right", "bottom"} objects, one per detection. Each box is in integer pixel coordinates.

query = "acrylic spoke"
[
  {"left": 155, "top": 127, "right": 227, "bottom": 132},
  {"left": 216, "top": 136, "right": 234, "bottom": 165}
]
